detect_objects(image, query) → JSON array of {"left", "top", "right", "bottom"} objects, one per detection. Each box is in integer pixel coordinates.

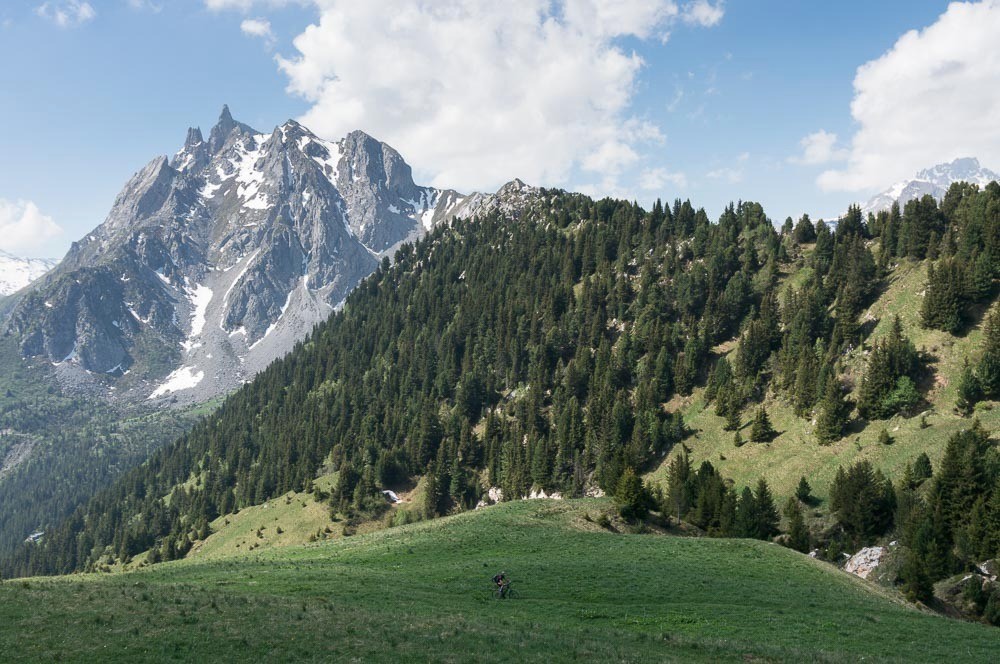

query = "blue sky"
[{"left": 1, "top": 0, "right": 991, "bottom": 258}]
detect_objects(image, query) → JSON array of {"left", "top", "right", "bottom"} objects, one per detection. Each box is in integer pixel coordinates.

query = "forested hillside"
[
  {"left": 6, "top": 185, "right": 998, "bottom": 608},
  {"left": 0, "top": 339, "right": 206, "bottom": 560}
]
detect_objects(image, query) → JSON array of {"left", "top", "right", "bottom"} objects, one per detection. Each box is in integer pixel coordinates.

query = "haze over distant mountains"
[
  {"left": 3, "top": 106, "right": 539, "bottom": 404},
  {"left": 860, "top": 157, "right": 999, "bottom": 216}
]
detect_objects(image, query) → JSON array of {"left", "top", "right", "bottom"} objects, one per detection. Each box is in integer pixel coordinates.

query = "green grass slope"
[
  {"left": 3, "top": 499, "right": 998, "bottom": 663},
  {"left": 649, "top": 258, "right": 1000, "bottom": 501}
]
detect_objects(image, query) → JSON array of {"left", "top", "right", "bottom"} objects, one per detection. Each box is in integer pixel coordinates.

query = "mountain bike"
[{"left": 495, "top": 580, "right": 517, "bottom": 599}]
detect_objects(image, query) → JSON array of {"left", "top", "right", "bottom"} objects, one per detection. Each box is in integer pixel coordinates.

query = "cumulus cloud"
[
  {"left": 35, "top": 1, "right": 95, "bottom": 28},
  {"left": 682, "top": 0, "right": 724, "bottom": 27},
  {"left": 259, "top": 0, "right": 723, "bottom": 193},
  {"left": 819, "top": 1, "right": 1000, "bottom": 193},
  {"left": 790, "top": 130, "right": 848, "bottom": 165},
  {"left": 240, "top": 17, "right": 275, "bottom": 46},
  {"left": 0, "top": 200, "right": 63, "bottom": 253},
  {"left": 639, "top": 167, "right": 688, "bottom": 191}
]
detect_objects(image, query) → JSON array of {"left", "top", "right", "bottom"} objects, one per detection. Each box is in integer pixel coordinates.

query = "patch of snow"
[
  {"left": 307, "top": 137, "right": 342, "bottom": 183},
  {"left": 149, "top": 366, "right": 205, "bottom": 399},
  {"left": 232, "top": 134, "right": 271, "bottom": 209},
  {"left": 186, "top": 284, "right": 213, "bottom": 337},
  {"left": 200, "top": 180, "right": 222, "bottom": 198}
]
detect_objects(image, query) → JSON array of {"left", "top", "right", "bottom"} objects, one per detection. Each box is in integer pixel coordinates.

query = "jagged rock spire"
[{"left": 184, "top": 127, "right": 203, "bottom": 148}]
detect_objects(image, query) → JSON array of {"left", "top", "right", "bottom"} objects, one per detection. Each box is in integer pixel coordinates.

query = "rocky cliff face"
[{"left": 6, "top": 106, "right": 537, "bottom": 404}]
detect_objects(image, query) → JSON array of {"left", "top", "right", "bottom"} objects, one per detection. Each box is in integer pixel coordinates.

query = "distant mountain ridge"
[
  {"left": 0, "top": 252, "right": 57, "bottom": 296},
  {"left": 5, "top": 106, "right": 539, "bottom": 404},
  {"left": 861, "top": 157, "right": 999, "bottom": 215}
]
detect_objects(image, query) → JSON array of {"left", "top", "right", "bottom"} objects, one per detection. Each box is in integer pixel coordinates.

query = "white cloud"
[
  {"left": 682, "top": 0, "right": 724, "bottom": 27},
  {"left": 820, "top": 1, "right": 1000, "bottom": 193},
  {"left": 35, "top": 1, "right": 95, "bottom": 28},
  {"left": 205, "top": 0, "right": 294, "bottom": 10},
  {"left": 0, "top": 200, "right": 63, "bottom": 253},
  {"left": 259, "top": 0, "right": 723, "bottom": 193},
  {"left": 790, "top": 130, "right": 847, "bottom": 165},
  {"left": 240, "top": 17, "right": 275, "bottom": 46},
  {"left": 127, "top": 0, "right": 162, "bottom": 12},
  {"left": 639, "top": 167, "right": 688, "bottom": 190}
]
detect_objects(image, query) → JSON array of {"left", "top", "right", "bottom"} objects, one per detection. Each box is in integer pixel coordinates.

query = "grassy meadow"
[{"left": 3, "top": 499, "right": 999, "bottom": 663}]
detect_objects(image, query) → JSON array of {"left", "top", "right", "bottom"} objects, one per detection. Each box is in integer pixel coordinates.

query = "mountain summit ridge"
[{"left": 861, "top": 157, "right": 999, "bottom": 215}]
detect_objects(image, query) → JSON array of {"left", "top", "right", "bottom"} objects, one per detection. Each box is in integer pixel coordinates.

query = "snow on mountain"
[
  {"left": 4, "top": 106, "right": 540, "bottom": 405},
  {"left": 0, "top": 252, "right": 57, "bottom": 296},
  {"left": 861, "top": 157, "right": 999, "bottom": 216}
]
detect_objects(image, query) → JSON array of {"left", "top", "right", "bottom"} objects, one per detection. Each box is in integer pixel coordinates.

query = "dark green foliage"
[
  {"left": 979, "top": 304, "right": 1000, "bottom": 399},
  {"left": 912, "top": 453, "right": 933, "bottom": 483},
  {"left": 956, "top": 359, "right": 982, "bottom": 415},
  {"left": 795, "top": 477, "right": 813, "bottom": 504},
  {"left": 878, "top": 429, "right": 893, "bottom": 446},
  {"left": 753, "top": 478, "right": 780, "bottom": 540},
  {"left": 921, "top": 259, "right": 965, "bottom": 333},
  {"left": 829, "top": 460, "right": 896, "bottom": 548},
  {"left": 749, "top": 407, "right": 776, "bottom": 443},
  {"left": 614, "top": 467, "right": 649, "bottom": 521},
  {"left": 784, "top": 497, "right": 811, "bottom": 553},
  {"left": 815, "top": 375, "right": 850, "bottom": 444},
  {"left": 792, "top": 214, "right": 816, "bottom": 244},
  {"left": 857, "top": 316, "right": 922, "bottom": 419}
]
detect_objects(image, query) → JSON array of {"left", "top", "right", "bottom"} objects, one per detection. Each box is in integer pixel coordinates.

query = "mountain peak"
[
  {"left": 862, "top": 157, "right": 1000, "bottom": 215},
  {"left": 184, "top": 127, "right": 203, "bottom": 148},
  {"left": 208, "top": 105, "right": 257, "bottom": 154}
]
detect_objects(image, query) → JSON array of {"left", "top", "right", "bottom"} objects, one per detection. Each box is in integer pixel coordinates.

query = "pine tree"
[
  {"left": 749, "top": 407, "right": 776, "bottom": 443},
  {"left": 795, "top": 476, "right": 813, "bottom": 504},
  {"left": 815, "top": 375, "right": 848, "bottom": 444},
  {"left": 979, "top": 304, "right": 1000, "bottom": 398},
  {"left": 665, "top": 452, "right": 692, "bottom": 521},
  {"left": 912, "top": 453, "right": 933, "bottom": 484},
  {"left": 614, "top": 467, "right": 648, "bottom": 521},
  {"left": 735, "top": 486, "right": 757, "bottom": 538},
  {"left": 754, "top": 478, "right": 779, "bottom": 540},
  {"left": 784, "top": 497, "right": 810, "bottom": 553},
  {"left": 723, "top": 403, "right": 741, "bottom": 432},
  {"left": 956, "top": 359, "right": 982, "bottom": 415}
]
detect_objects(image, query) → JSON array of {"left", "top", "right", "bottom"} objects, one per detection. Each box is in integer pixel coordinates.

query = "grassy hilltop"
[{"left": 3, "top": 499, "right": 999, "bottom": 663}]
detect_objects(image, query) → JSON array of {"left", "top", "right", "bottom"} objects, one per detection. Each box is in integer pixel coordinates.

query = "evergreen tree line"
[{"left": 4, "top": 180, "right": 998, "bottom": 579}]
